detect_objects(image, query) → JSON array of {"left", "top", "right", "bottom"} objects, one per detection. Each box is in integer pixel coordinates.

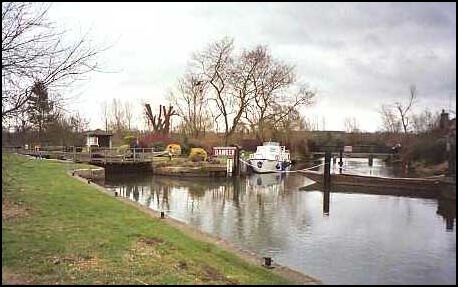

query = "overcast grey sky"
[{"left": 48, "top": 2, "right": 456, "bottom": 132}]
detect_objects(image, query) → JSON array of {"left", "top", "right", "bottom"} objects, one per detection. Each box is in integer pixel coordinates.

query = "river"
[{"left": 104, "top": 158, "right": 456, "bottom": 285}]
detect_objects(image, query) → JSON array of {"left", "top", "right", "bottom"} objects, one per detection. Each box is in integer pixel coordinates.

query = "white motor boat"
[{"left": 248, "top": 141, "right": 292, "bottom": 173}]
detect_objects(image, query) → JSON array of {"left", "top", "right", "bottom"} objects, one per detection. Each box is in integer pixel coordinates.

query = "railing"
[
  {"left": 309, "top": 145, "right": 392, "bottom": 154},
  {"left": 3, "top": 146, "right": 161, "bottom": 163}
]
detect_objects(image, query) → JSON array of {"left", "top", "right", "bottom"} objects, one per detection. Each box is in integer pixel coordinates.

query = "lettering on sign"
[{"left": 212, "top": 147, "right": 237, "bottom": 157}]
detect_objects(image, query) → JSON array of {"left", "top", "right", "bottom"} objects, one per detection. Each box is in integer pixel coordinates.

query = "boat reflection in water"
[{"left": 247, "top": 172, "right": 287, "bottom": 195}]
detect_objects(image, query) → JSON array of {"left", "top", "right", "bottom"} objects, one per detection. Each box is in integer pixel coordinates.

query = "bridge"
[
  {"left": 5, "top": 146, "right": 167, "bottom": 171},
  {"left": 308, "top": 144, "right": 395, "bottom": 159},
  {"left": 310, "top": 152, "right": 393, "bottom": 159}
]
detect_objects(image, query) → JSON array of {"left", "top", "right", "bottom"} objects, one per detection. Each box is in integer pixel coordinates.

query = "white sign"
[
  {"left": 343, "top": 146, "right": 353, "bottom": 153},
  {"left": 213, "top": 146, "right": 237, "bottom": 157},
  {"left": 226, "top": 158, "right": 233, "bottom": 174}
]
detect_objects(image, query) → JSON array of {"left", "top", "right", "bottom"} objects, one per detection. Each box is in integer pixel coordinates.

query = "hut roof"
[{"left": 84, "top": 129, "right": 113, "bottom": 136}]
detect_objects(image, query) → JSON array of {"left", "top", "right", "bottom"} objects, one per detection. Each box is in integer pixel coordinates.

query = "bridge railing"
[
  {"left": 87, "top": 147, "right": 158, "bottom": 163},
  {"left": 309, "top": 145, "right": 392, "bottom": 154},
  {"left": 4, "top": 146, "right": 160, "bottom": 163}
]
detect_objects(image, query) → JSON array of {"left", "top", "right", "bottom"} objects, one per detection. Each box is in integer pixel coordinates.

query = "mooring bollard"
[{"left": 263, "top": 257, "right": 274, "bottom": 268}]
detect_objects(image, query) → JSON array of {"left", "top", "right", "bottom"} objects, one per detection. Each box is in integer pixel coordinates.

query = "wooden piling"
[
  {"left": 338, "top": 149, "right": 343, "bottom": 174},
  {"left": 324, "top": 151, "right": 331, "bottom": 193},
  {"left": 234, "top": 146, "right": 241, "bottom": 176},
  {"left": 323, "top": 188, "right": 330, "bottom": 215}
]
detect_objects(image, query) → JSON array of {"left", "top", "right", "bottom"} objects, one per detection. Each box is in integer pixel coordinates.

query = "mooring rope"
[{"left": 239, "top": 158, "right": 325, "bottom": 174}]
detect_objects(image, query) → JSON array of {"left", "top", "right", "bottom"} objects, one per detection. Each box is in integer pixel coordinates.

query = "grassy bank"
[{"left": 2, "top": 153, "right": 301, "bottom": 285}]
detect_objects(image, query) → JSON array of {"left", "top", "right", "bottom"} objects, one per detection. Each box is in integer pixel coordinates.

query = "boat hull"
[{"left": 249, "top": 159, "right": 291, "bottom": 173}]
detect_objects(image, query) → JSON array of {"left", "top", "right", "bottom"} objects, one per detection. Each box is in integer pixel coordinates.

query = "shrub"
[
  {"left": 166, "top": 143, "right": 182, "bottom": 155},
  {"left": 189, "top": 147, "right": 207, "bottom": 162},
  {"left": 123, "top": 135, "right": 136, "bottom": 145},
  {"left": 117, "top": 144, "right": 130, "bottom": 153},
  {"left": 152, "top": 142, "right": 166, "bottom": 152},
  {"left": 138, "top": 132, "right": 176, "bottom": 149},
  {"left": 181, "top": 142, "right": 199, "bottom": 156},
  {"left": 404, "top": 137, "right": 446, "bottom": 165}
]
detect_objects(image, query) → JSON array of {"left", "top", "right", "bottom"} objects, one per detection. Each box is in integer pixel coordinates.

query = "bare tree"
[
  {"left": 108, "top": 98, "right": 126, "bottom": 132},
  {"left": 193, "top": 37, "right": 235, "bottom": 144},
  {"left": 271, "top": 107, "right": 304, "bottom": 144},
  {"left": 2, "top": 2, "right": 106, "bottom": 122},
  {"left": 100, "top": 101, "right": 109, "bottom": 132},
  {"left": 242, "top": 46, "right": 315, "bottom": 141},
  {"left": 171, "top": 39, "right": 316, "bottom": 142},
  {"left": 144, "top": 103, "right": 177, "bottom": 135},
  {"left": 68, "top": 112, "right": 89, "bottom": 133},
  {"left": 380, "top": 104, "right": 401, "bottom": 133},
  {"left": 395, "top": 85, "right": 417, "bottom": 134},
  {"left": 266, "top": 85, "right": 315, "bottom": 130},
  {"left": 379, "top": 85, "right": 418, "bottom": 134},
  {"left": 344, "top": 116, "right": 360, "bottom": 133},
  {"left": 189, "top": 40, "right": 315, "bottom": 143},
  {"left": 168, "top": 74, "right": 213, "bottom": 137},
  {"left": 411, "top": 108, "right": 440, "bottom": 134},
  {"left": 299, "top": 115, "right": 315, "bottom": 131},
  {"left": 124, "top": 101, "right": 133, "bottom": 131}
]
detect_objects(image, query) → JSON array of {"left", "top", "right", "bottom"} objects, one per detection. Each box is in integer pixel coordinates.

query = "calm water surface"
[{"left": 104, "top": 159, "right": 456, "bottom": 285}]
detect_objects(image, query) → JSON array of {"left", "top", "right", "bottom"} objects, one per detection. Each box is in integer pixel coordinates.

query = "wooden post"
[
  {"left": 324, "top": 151, "right": 331, "bottom": 193},
  {"left": 338, "top": 149, "right": 343, "bottom": 174},
  {"left": 368, "top": 154, "right": 374, "bottom": 167},
  {"left": 234, "top": 146, "right": 241, "bottom": 176},
  {"left": 323, "top": 150, "right": 331, "bottom": 215},
  {"left": 323, "top": 187, "right": 330, "bottom": 215}
]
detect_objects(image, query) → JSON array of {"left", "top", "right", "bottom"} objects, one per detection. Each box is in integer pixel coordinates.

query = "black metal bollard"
[
  {"left": 160, "top": 211, "right": 165, "bottom": 219},
  {"left": 114, "top": 191, "right": 118, "bottom": 197},
  {"left": 263, "top": 257, "right": 274, "bottom": 268}
]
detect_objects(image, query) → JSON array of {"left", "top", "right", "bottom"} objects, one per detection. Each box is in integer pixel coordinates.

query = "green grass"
[{"left": 2, "top": 153, "right": 298, "bottom": 285}]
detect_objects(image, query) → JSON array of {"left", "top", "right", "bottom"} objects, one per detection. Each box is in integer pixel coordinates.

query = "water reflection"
[
  {"left": 323, "top": 190, "right": 330, "bottom": 216},
  {"left": 437, "top": 198, "right": 456, "bottom": 231},
  {"left": 104, "top": 172, "right": 456, "bottom": 285}
]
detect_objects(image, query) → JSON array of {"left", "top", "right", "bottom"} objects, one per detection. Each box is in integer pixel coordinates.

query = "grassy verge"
[{"left": 2, "top": 153, "right": 299, "bottom": 285}]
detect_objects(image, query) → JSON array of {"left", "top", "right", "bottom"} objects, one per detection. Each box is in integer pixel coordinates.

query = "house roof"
[{"left": 84, "top": 129, "right": 113, "bottom": 136}]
